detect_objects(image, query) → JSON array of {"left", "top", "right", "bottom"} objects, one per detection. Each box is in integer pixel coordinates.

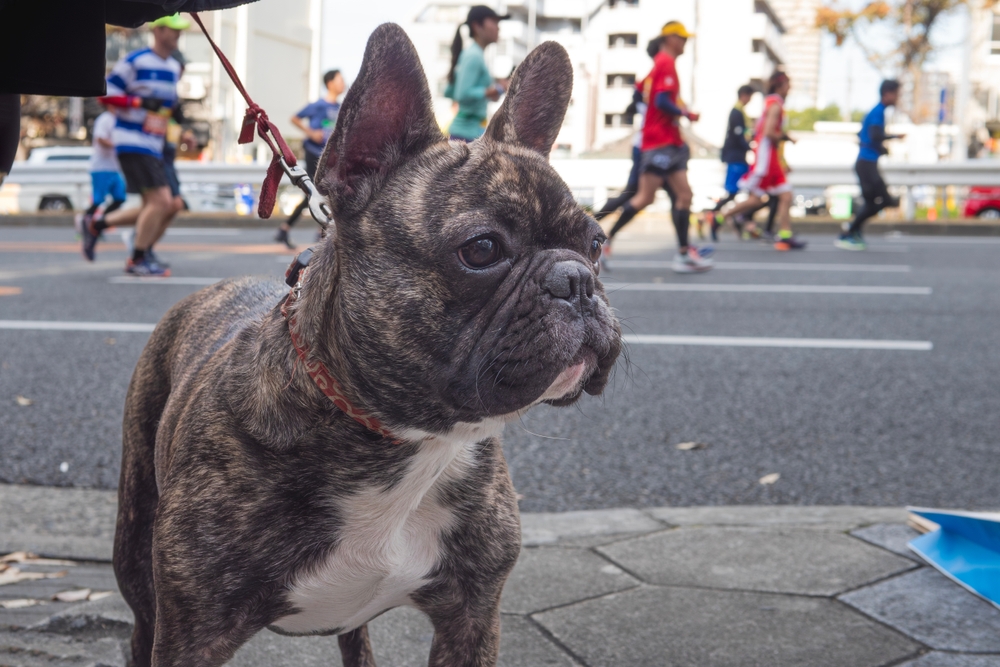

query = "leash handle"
[{"left": 189, "top": 12, "right": 332, "bottom": 228}]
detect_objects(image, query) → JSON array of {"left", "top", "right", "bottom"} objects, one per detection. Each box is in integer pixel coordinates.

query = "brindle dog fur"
[{"left": 115, "top": 24, "right": 621, "bottom": 667}]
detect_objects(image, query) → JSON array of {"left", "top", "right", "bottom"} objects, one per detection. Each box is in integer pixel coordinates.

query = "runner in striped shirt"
[{"left": 79, "top": 14, "right": 187, "bottom": 276}]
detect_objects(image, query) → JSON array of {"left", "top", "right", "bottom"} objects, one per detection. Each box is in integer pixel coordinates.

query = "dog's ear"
[
  {"left": 483, "top": 41, "right": 572, "bottom": 157},
  {"left": 316, "top": 23, "right": 442, "bottom": 211}
]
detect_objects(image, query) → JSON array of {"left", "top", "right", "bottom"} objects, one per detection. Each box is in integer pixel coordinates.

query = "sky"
[
  {"left": 319, "top": 0, "right": 419, "bottom": 85},
  {"left": 318, "top": 0, "right": 971, "bottom": 113}
]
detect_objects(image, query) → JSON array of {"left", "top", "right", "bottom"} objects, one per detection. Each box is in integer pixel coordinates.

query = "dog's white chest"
[{"left": 271, "top": 426, "right": 494, "bottom": 636}]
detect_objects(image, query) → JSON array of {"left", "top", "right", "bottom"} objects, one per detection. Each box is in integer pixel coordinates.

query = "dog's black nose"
[{"left": 544, "top": 261, "right": 595, "bottom": 307}]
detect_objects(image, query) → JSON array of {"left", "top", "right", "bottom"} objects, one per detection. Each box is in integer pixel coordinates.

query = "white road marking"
[
  {"left": 885, "top": 236, "right": 1000, "bottom": 245},
  {"left": 603, "top": 283, "right": 932, "bottom": 295},
  {"left": 108, "top": 276, "right": 221, "bottom": 285},
  {"left": 0, "top": 322, "right": 934, "bottom": 351},
  {"left": 0, "top": 320, "right": 155, "bottom": 333},
  {"left": 625, "top": 334, "right": 932, "bottom": 351},
  {"left": 607, "top": 260, "right": 911, "bottom": 273}
]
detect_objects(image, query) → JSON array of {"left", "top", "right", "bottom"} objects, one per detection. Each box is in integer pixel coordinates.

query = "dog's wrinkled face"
[{"left": 302, "top": 25, "right": 621, "bottom": 434}]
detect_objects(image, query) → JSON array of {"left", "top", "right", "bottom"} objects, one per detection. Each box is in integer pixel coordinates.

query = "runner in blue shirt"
[
  {"left": 275, "top": 69, "right": 345, "bottom": 249},
  {"left": 837, "top": 80, "right": 904, "bottom": 250}
]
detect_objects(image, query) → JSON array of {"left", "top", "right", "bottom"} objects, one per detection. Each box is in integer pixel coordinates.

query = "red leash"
[{"left": 190, "top": 12, "right": 330, "bottom": 224}]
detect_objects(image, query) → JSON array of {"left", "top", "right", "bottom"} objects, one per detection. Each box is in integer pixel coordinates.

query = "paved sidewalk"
[{"left": 2, "top": 484, "right": 999, "bottom": 666}]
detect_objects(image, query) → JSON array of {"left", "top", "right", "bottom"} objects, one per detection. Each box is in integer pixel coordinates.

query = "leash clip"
[{"left": 278, "top": 155, "right": 334, "bottom": 230}]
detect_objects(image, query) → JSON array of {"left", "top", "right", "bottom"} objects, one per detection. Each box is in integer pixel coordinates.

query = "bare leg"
[
  {"left": 134, "top": 187, "right": 174, "bottom": 252},
  {"left": 151, "top": 196, "right": 184, "bottom": 246},
  {"left": 606, "top": 173, "right": 662, "bottom": 241},
  {"left": 338, "top": 625, "right": 377, "bottom": 667},
  {"left": 104, "top": 206, "right": 141, "bottom": 228},
  {"left": 775, "top": 190, "right": 793, "bottom": 234},
  {"left": 725, "top": 193, "right": 765, "bottom": 223}
]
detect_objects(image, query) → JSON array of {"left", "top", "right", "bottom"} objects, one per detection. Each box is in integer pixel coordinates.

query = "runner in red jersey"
[
  {"left": 603, "top": 21, "right": 712, "bottom": 274},
  {"left": 725, "top": 71, "right": 806, "bottom": 250}
]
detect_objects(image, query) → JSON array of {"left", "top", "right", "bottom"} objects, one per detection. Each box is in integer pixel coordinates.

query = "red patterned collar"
[{"left": 281, "top": 253, "right": 401, "bottom": 444}]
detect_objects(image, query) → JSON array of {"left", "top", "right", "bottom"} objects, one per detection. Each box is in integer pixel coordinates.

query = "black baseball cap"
[{"left": 466, "top": 5, "right": 510, "bottom": 24}]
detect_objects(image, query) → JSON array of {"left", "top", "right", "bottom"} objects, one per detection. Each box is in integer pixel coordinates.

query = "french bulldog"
[{"left": 114, "top": 23, "right": 621, "bottom": 667}]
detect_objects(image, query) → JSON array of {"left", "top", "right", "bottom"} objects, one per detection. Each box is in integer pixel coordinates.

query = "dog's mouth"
[{"left": 539, "top": 345, "right": 599, "bottom": 407}]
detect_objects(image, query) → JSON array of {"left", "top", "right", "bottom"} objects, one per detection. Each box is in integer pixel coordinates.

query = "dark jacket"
[
  {"left": 720, "top": 106, "right": 752, "bottom": 165},
  {"left": 0, "top": 0, "right": 259, "bottom": 96}
]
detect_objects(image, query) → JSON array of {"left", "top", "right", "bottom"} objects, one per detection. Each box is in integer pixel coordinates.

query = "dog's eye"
[
  {"left": 588, "top": 238, "right": 603, "bottom": 264},
  {"left": 459, "top": 236, "right": 501, "bottom": 269}
]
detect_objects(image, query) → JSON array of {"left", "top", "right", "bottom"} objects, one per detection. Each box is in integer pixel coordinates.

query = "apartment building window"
[
  {"left": 604, "top": 113, "right": 634, "bottom": 128},
  {"left": 606, "top": 73, "right": 636, "bottom": 89},
  {"left": 608, "top": 33, "right": 638, "bottom": 49},
  {"left": 992, "top": 12, "right": 1000, "bottom": 55}
]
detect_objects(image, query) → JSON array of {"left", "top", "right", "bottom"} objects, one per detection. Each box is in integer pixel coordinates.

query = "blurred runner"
[
  {"left": 593, "top": 38, "right": 661, "bottom": 226},
  {"left": 275, "top": 69, "right": 345, "bottom": 249},
  {"left": 600, "top": 21, "right": 712, "bottom": 274},
  {"left": 724, "top": 71, "right": 806, "bottom": 251},
  {"left": 445, "top": 5, "right": 509, "bottom": 142},
  {"left": 79, "top": 104, "right": 127, "bottom": 226},
  {"left": 80, "top": 13, "right": 187, "bottom": 276},
  {"left": 837, "top": 79, "right": 903, "bottom": 250},
  {"left": 706, "top": 84, "right": 754, "bottom": 241}
]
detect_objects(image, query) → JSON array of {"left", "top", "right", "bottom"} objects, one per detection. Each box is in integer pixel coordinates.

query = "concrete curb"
[{"left": 0, "top": 483, "right": 908, "bottom": 562}]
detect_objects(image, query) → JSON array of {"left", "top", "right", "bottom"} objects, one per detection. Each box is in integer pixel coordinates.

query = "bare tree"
[{"left": 816, "top": 0, "right": 997, "bottom": 120}]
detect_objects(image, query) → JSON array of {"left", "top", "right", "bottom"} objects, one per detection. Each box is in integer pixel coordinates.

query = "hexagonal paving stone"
[
  {"left": 233, "top": 607, "right": 575, "bottom": 667},
  {"left": 533, "top": 585, "right": 920, "bottom": 667},
  {"left": 851, "top": 523, "right": 924, "bottom": 561},
  {"left": 501, "top": 547, "right": 639, "bottom": 614},
  {"left": 840, "top": 568, "right": 1000, "bottom": 653},
  {"left": 598, "top": 526, "right": 916, "bottom": 595}
]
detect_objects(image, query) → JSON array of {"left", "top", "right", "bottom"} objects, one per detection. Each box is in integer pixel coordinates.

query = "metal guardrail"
[
  {"left": 8, "top": 159, "right": 998, "bottom": 188},
  {"left": 4, "top": 158, "right": 999, "bottom": 217}
]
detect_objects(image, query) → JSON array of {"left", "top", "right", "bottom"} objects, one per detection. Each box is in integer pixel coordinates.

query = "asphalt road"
[{"left": 1, "top": 225, "right": 998, "bottom": 512}]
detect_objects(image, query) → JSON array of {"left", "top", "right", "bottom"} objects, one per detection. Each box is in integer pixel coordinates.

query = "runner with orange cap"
[{"left": 602, "top": 21, "right": 712, "bottom": 274}]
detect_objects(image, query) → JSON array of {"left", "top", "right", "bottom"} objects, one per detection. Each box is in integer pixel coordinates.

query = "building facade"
[
  {"left": 768, "top": 0, "right": 821, "bottom": 110},
  {"left": 405, "top": 0, "right": 788, "bottom": 156}
]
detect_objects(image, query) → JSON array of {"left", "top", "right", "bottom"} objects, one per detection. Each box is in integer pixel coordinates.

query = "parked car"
[
  {"left": 0, "top": 146, "right": 93, "bottom": 213},
  {"left": 963, "top": 186, "right": 1000, "bottom": 219}
]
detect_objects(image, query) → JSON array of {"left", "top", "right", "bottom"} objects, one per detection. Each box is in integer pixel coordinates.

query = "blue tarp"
[{"left": 908, "top": 508, "right": 1000, "bottom": 610}]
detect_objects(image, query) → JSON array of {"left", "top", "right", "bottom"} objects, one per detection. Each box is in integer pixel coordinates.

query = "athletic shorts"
[
  {"left": 739, "top": 138, "right": 791, "bottom": 196},
  {"left": 90, "top": 171, "right": 126, "bottom": 204},
  {"left": 639, "top": 143, "right": 690, "bottom": 176},
  {"left": 118, "top": 153, "right": 170, "bottom": 194},
  {"left": 724, "top": 162, "right": 749, "bottom": 195}
]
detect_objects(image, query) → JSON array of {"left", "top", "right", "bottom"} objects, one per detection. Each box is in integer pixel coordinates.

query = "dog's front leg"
[
  {"left": 338, "top": 625, "right": 376, "bottom": 667},
  {"left": 425, "top": 599, "right": 503, "bottom": 667}
]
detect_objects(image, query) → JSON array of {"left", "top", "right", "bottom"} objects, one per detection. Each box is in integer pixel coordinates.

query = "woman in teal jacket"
[{"left": 444, "top": 5, "right": 509, "bottom": 142}]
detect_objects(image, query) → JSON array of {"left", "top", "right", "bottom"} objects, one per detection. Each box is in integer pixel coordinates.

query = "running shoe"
[
  {"left": 741, "top": 226, "right": 762, "bottom": 241},
  {"left": 275, "top": 228, "right": 296, "bottom": 250},
  {"left": 693, "top": 245, "right": 714, "bottom": 258},
  {"left": 78, "top": 212, "right": 99, "bottom": 261},
  {"left": 774, "top": 234, "right": 807, "bottom": 251},
  {"left": 146, "top": 248, "right": 170, "bottom": 269},
  {"left": 125, "top": 258, "right": 171, "bottom": 277},
  {"left": 834, "top": 234, "right": 867, "bottom": 251},
  {"left": 672, "top": 248, "right": 714, "bottom": 274}
]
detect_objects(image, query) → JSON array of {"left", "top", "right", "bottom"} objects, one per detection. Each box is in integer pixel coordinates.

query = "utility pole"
[
  {"left": 528, "top": 0, "right": 537, "bottom": 52},
  {"left": 951, "top": 2, "right": 973, "bottom": 161}
]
